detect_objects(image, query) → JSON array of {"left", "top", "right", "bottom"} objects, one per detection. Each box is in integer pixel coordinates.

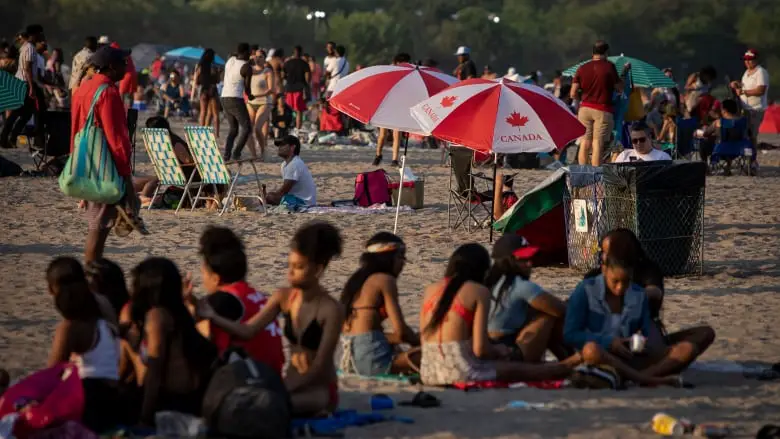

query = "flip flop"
[{"left": 399, "top": 391, "right": 441, "bottom": 408}]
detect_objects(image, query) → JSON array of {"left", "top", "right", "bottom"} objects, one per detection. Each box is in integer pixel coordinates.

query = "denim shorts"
[{"left": 340, "top": 331, "right": 394, "bottom": 376}]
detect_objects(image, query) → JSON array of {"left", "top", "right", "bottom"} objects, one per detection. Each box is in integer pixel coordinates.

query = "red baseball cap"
[
  {"left": 743, "top": 49, "right": 758, "bottom": 60},
  {"left": 492, "top": 234, "right": 540, "bottom": 260}
]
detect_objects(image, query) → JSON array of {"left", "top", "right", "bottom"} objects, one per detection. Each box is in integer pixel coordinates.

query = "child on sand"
[
  {"left": 564, "top": 241, "right": 681, "bottom": 387},
  {"left": 197, "top": 226, "right": 284, "bottom": 375},
  {"left": 46, "top": 257, "right": 122, "bottom": 433},
  {"left": 419, "top": 243, "right": 581, "bottom": 386},
  {"left": 128, "top": 258, "right": 217, "bottom": 426},
  {"left": 340, "top": 232, "right": 420, "bottom": 376},
  {"left": 485, "top": 235, "right": 571, "bottom": 362},
  {"left": 589, "top": 229, "right": 716, "bottom": 377},
  {"left": 198, "top": 221, "right": 344, "bottom": 416}
]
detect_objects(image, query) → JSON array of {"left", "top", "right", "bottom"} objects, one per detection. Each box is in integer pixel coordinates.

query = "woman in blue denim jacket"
[
  {"left": 584, "top": 229, "right": 715, "bottom": 378},
  {"left": 564, "top": 250, "right": 679, "bottom": 386}
]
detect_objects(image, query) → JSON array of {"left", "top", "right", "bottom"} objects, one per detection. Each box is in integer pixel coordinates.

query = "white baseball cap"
[
  {"left": 454, "top": 46, "right": 470, "bottom": 56},
  {"left": 98, "top": 35, "right": 110, "bottom": 45},
  {"left": 265, "top": 48, "right": 276, "bottom": 62}
]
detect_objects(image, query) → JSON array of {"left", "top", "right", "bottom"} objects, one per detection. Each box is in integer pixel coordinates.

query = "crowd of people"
[
  {"left": 0, "top": 221, "right": 716, "bottom": 433},
  {"left": 2, "top": 25, "right": 771, "bottom": 178},
  {"left": 565, "top": 40, "right": 770, "bottom": 174},
  {"left": 2, "top": 21, "right": 769, "bottom": 438}
]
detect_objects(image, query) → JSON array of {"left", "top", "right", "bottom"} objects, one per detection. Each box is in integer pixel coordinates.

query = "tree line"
[{"left": 3, "top": 0, "right": 779, "bottom": 95}]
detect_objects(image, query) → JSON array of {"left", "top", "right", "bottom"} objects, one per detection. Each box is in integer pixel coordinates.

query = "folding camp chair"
[
  {"left": 711, "top": 117, "right": 755, "bottom": 176},
  {"left": 184, "top": 125, "right": 266, "bottom": 215},
  {"left": 447, "top": 146, "right": 494, "bottom": 232},
  {"left": 140, "top": 128, "right": 194, "bottom": 213}
]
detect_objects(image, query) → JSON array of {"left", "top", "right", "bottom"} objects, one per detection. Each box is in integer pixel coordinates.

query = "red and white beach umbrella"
[
  {"left": 329, "top": 63, "right": 458, "bottom": 133},
  {"left": 410, "top": 78, "right": 585, "bottom": 154}
]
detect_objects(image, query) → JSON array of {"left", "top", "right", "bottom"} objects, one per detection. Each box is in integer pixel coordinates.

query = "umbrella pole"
[
  {"left": 392, "top": 133, "right": 410, "bottom": 235},
  {"left": 489, "top": 153, "right": 498, "bottom": 243}
]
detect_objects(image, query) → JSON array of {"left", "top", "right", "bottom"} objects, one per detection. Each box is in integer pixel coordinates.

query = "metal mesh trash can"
[
  {"left": 563, "top": 166, "right": 609, "bottom": 271},
  {"left": 601, "top": 161, "right": 706, "bottom": 276}
]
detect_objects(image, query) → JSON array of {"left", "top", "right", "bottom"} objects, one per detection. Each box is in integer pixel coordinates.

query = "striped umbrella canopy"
[
  {"left": 0, "top": 70, "right": 27, "bottom": 113},
  {"left": 562, "top": 55, "right": 675, "bottom": 88},
  {"left": 410, "top": 78, "right": 584, "bottom": 154},
  {"left": 328, "top": 63, "right": 458, "bottom": 134}
]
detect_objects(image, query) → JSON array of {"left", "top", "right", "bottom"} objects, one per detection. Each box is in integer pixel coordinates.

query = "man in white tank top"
[{"left": 220, "top": 43, "right": 255, "bottom": 160}]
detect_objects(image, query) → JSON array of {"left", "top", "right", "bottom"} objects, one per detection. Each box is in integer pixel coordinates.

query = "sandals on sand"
[{"left": 399, "top": 391, "right": 441, "bottom": 408}]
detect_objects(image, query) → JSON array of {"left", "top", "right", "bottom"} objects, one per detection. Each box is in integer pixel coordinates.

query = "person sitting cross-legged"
[{"left": 264, "top": 135, "right": 317, "bottom": 207}]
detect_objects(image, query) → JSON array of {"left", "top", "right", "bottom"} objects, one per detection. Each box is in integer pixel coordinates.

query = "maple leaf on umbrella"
[
  {"left": 440, "top": 95, "right": 457, "bottom": 108},
  {"left": 506, "top": 111, "right": 529, "bottom": 128}
]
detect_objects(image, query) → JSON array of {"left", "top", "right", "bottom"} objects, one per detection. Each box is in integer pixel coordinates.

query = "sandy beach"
[{"left": 0, "top": 122, "right": 779, "bottom": 438}]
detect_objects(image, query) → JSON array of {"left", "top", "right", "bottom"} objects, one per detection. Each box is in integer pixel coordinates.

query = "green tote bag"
[{"left": 59, "top": 84, "right": 126, "bottom": 204}]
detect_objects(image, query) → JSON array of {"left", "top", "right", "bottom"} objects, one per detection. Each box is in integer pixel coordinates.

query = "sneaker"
[
  {"left": 391, "top": 160, "right": 400, "bottom": 167},
  {"left": 372, "top": 155, "right": 382, "bottom": 166}
]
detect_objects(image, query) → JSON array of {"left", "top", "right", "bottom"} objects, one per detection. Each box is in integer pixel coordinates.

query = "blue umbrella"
[{"left": 164, "top": 47, "right": 225, "bottom": 65}]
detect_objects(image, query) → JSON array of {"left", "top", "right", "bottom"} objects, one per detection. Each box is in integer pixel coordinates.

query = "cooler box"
[{"left": 390, "top": 178, "right": 425, "bottom": 209}]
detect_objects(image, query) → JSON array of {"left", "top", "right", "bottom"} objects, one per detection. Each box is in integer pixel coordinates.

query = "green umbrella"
[
  {"left": 0, "top": 70, "right": 27, "bottom": 113},
  {"left": 562, "top": 55, "right": 676, "bottom": 88}
]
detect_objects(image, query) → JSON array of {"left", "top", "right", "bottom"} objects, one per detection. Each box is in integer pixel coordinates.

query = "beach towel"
[
  {"left": 293, "top": 409, "right": 413, "bottom": 437},
  {"left": 493, "top": 168, "right": 568, "bottom": 266},
  {"left": 337, "top": 370, "right": 420, "bottom": 385},
  {"left": 0, "top": 363, "right": 85, "bottom": 438},
  {"left": 450, "top": 379, "right": 566, "bottom": 391}
]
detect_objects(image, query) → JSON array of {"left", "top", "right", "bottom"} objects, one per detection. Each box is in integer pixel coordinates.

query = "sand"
[{"left": 1, "top": 121, "right": 779, "bottom": 438}]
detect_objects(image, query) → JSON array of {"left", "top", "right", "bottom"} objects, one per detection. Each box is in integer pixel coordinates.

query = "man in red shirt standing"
[
  {"left": 570, "top": 40, "right": 623, "bottom": 166},
  {"left": 71, "top": 46, "right": 140, "bottom": 262},
  {"left": 197, "top": 226, "right": 285, "bottom": 375}
]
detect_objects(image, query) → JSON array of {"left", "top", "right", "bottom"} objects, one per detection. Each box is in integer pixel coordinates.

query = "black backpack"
[{"left": 202, "top": 352, "right": 292, "bottom": 439}]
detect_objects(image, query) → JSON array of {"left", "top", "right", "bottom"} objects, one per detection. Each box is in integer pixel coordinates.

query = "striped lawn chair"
[
  {"left": 140, "top": 128, "right": 193, "bottom": 214},
  {"left": 184, "top": 125, "right": 265, "bottom": 215}
]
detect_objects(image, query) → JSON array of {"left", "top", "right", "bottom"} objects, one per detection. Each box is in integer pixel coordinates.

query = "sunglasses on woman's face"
[{"left": 631, "top": 137, "right": 647, "bottom": 145}]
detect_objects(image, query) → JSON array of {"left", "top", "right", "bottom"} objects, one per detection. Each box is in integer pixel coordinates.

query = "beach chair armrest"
[
  {"left": 225, "top": 158, "right": 258, "bottom": 165},
  {"left": 469, "top": 172, "right": 494, "bottom": 182}
]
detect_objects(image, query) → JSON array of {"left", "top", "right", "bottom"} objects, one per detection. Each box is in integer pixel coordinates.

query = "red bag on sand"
[
  {"left": 451, "top": 380, "right": 565, "bottom": 391},
  {"left": 354, "top": 170, "right": 392, "bottom": 207},
  {"left": 0, "top": 363, "right": 85, "bottom": 438}
]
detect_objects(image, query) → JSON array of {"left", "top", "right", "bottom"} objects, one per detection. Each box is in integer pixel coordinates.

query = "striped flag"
[{"left": 0, "top": 70, "right": 28, "bottom": 113}]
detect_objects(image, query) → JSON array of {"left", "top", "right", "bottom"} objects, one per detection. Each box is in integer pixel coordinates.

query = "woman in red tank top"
[
  {"left": 198, "top": 226, "right": 284, "bottom": 374},
  {"left": 419, "top": 244, "right": 582, "bottom": 386},
  {"left": 198, "top": 222, "right": 344, "bottom": 417}
]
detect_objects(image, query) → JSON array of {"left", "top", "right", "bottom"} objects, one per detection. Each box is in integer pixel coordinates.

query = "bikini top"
[
  {"left": 351, "top": 302, "right": 388, "bottom": 320},
  {"left": 282, "top": 290, "right": 323, "bottom": 351},
  {"left": 421, "top": 278, "right": 476, "bottom": 326}
]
